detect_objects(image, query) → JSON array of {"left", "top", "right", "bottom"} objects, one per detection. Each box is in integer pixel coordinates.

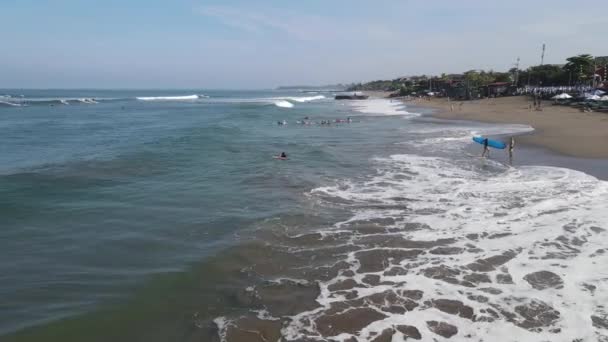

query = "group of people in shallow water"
[
  {"left": 277, "top": 117, "right": 353, "bottom": 126},
  {"left": 274, "top": 116, "right": 353, "bottom": 160}
]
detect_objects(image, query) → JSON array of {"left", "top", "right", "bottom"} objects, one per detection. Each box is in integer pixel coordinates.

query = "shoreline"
[
  {"left": 407, "top": 95, "right": 608, "bottom": 159},
  {"left": 366, "top": 91, "right": 608, "bottom": 180}
]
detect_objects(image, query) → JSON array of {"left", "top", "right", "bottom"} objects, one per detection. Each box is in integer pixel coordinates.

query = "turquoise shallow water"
[{"left": 0, "top": 90, "right": 419, "bottom": 335}]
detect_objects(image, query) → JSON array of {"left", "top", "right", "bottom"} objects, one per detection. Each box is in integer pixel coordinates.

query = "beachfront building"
[{"left": 479, "top": 82, "right": 516, "bottom": 97}]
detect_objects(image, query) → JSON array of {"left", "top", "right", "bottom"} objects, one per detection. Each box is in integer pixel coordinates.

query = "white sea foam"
[
  {"left": 213, "top": 316, "right": 231, "bottom": 342},
  {"left": 294, "top": 152, "right": 608, "bottom": 341},
  {"left": 0, "top": 97, "right": 107, "bottom": 106},
  {"left": 0, "top": 100, "right": 22, "bottom": 107},
  {"left": 195, "top": 95, "right": 321, "bottom": 108},
  {"left": 136, "top": 95, "right": 202, "bottom": 101},
  {"left": 283, "top": 95, "right": 326, "bottom": 103},
  {"left": 77, "top": 98, "right": 98, "bottom": 104},
  {"left": 274, "top": 100, "right": 294, "bottom": 108},
  {"left": 349, "top": 98, "right": 418, "bottom": 117}
]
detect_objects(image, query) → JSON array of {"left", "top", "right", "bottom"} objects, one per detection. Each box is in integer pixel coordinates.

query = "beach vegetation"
[
  {"left": 563, "top": 54, "right": 594, "bottom": 83},
  {"left": 347, "top": 53, "right": 605, "bottom": 93},
  {"left": 518, "top": 65, "right": 568, "bottom": 87}
]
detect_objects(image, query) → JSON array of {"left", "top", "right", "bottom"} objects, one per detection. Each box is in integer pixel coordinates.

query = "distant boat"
[{"left": 335, "top": 93, "right": 369, "bottom": 100}]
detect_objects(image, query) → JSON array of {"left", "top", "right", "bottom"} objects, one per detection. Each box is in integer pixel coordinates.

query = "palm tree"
[{"left": 563, "top": 54, "right": 594, "bottom": 84}]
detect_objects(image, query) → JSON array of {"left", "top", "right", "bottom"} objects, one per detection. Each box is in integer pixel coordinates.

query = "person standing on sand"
[
  {"left": 482, "top": 138, "right": 489, "bottom": 158},
  {"left": 508, "top": 137, "right": 515, "bottom": 164}
]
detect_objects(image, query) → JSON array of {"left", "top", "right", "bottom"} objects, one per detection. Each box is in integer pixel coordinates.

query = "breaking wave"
[
  {"left": 283, "top": 95, "right": 326, "bottom": 103},
  {"left": 135, "top": 94, "right": 207, "bottom": 101},
  {"left": 274, "top": 100, "right": 294, "bottom": 108},
  {"left": 350, "top": 98, "right": 419, "bottom": 117},
  {"left": 0, "top": 100, "right": 23, "bottom": 107},
  {"left": 0, "top": 95, "right": 106, "bottom": 107},
  {"left": 265, "top": 95, "right": 325, "bottom": 108}
]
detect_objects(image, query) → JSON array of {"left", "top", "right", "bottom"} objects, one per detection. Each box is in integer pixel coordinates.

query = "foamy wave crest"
[
  {"left": 0, "top": 100, "right": 23, "bottom": 107},
  {"left": 136, "top": 95, "right": 204, "bottom": 101},
  {"left": 77, "top": 98, "right": 98, "bottom": 104},
  {"left": 285, "top": 95, "right": 326, "bottom": 103},
  {"left": 0, "top": 97, "right": 106, "bottom": 107},
  {"left": 274, "top": 100, "right": 294, "bottom": 108},
  {"left": 350, "top": 98, "right": 418, "bottom": 116}
]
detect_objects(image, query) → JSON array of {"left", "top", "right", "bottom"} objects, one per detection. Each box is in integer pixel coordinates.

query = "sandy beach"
[{"left": 408, "top": 95, "right": 608, "bottom": 159}]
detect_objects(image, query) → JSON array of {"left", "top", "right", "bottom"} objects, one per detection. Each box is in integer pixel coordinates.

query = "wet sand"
[{"left": 410, "top": 96, "right": 608, "bottom": 159}]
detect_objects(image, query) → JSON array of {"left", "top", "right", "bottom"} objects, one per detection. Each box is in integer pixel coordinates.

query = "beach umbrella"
[
  {"left": 552, "top": 93, "right": 572, "bottom": 99},
  {"left": 600, "top": 95, "right": 608, "bottom": 101},
  {"left": 587, "top": 95, "right": 601, "bottom": 101}
]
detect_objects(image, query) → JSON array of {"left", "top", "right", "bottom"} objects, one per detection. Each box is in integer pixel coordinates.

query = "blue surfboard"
[{"left": 473, "top": 136, "right": 506, "bottom": 149}]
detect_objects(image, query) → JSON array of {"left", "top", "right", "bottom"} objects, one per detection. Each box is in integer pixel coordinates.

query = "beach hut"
[{"left": 485, "top": 82, "right": 512, "bottom": 97}]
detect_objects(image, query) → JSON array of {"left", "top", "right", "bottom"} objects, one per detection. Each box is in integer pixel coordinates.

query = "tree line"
[{"left": 347, "top": 54, "right": 605, "bottom": 93}]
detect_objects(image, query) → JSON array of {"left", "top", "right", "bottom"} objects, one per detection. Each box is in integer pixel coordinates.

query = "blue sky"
[{"left": 1, "top": 0, "right": 606, "bottom": 88}]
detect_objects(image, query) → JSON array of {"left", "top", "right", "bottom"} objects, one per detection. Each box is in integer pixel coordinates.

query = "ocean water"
[{"left": 1, "top": 90, "right": 607, "bottom": 342}]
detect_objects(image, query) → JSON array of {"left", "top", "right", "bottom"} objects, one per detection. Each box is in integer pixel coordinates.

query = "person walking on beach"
[
  {"left": 481, "top": 138, "right": 489, "bottom": 158},
  {"left": 508, "top": 137, "right": 515, "bottom": 164}
]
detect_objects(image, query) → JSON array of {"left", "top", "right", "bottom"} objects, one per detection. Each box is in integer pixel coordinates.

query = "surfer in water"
[
  {"left": 274, "top": 152, "right": 288, "bottom": 160},
  {"left": 481, "top": 138, "right": 489, "bottom": 158}
]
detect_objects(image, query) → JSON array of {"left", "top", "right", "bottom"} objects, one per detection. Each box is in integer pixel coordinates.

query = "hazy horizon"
[{"left": 1, "top": 0, "right": 606, "bottom": 89}]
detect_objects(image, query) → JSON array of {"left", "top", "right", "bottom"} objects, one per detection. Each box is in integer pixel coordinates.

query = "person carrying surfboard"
[
  {"left": 508, "top": 137, "right": 515, "bottom": 164},
  {"left": 482, "top": 138, "right": 489, "bottom": 158}
]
